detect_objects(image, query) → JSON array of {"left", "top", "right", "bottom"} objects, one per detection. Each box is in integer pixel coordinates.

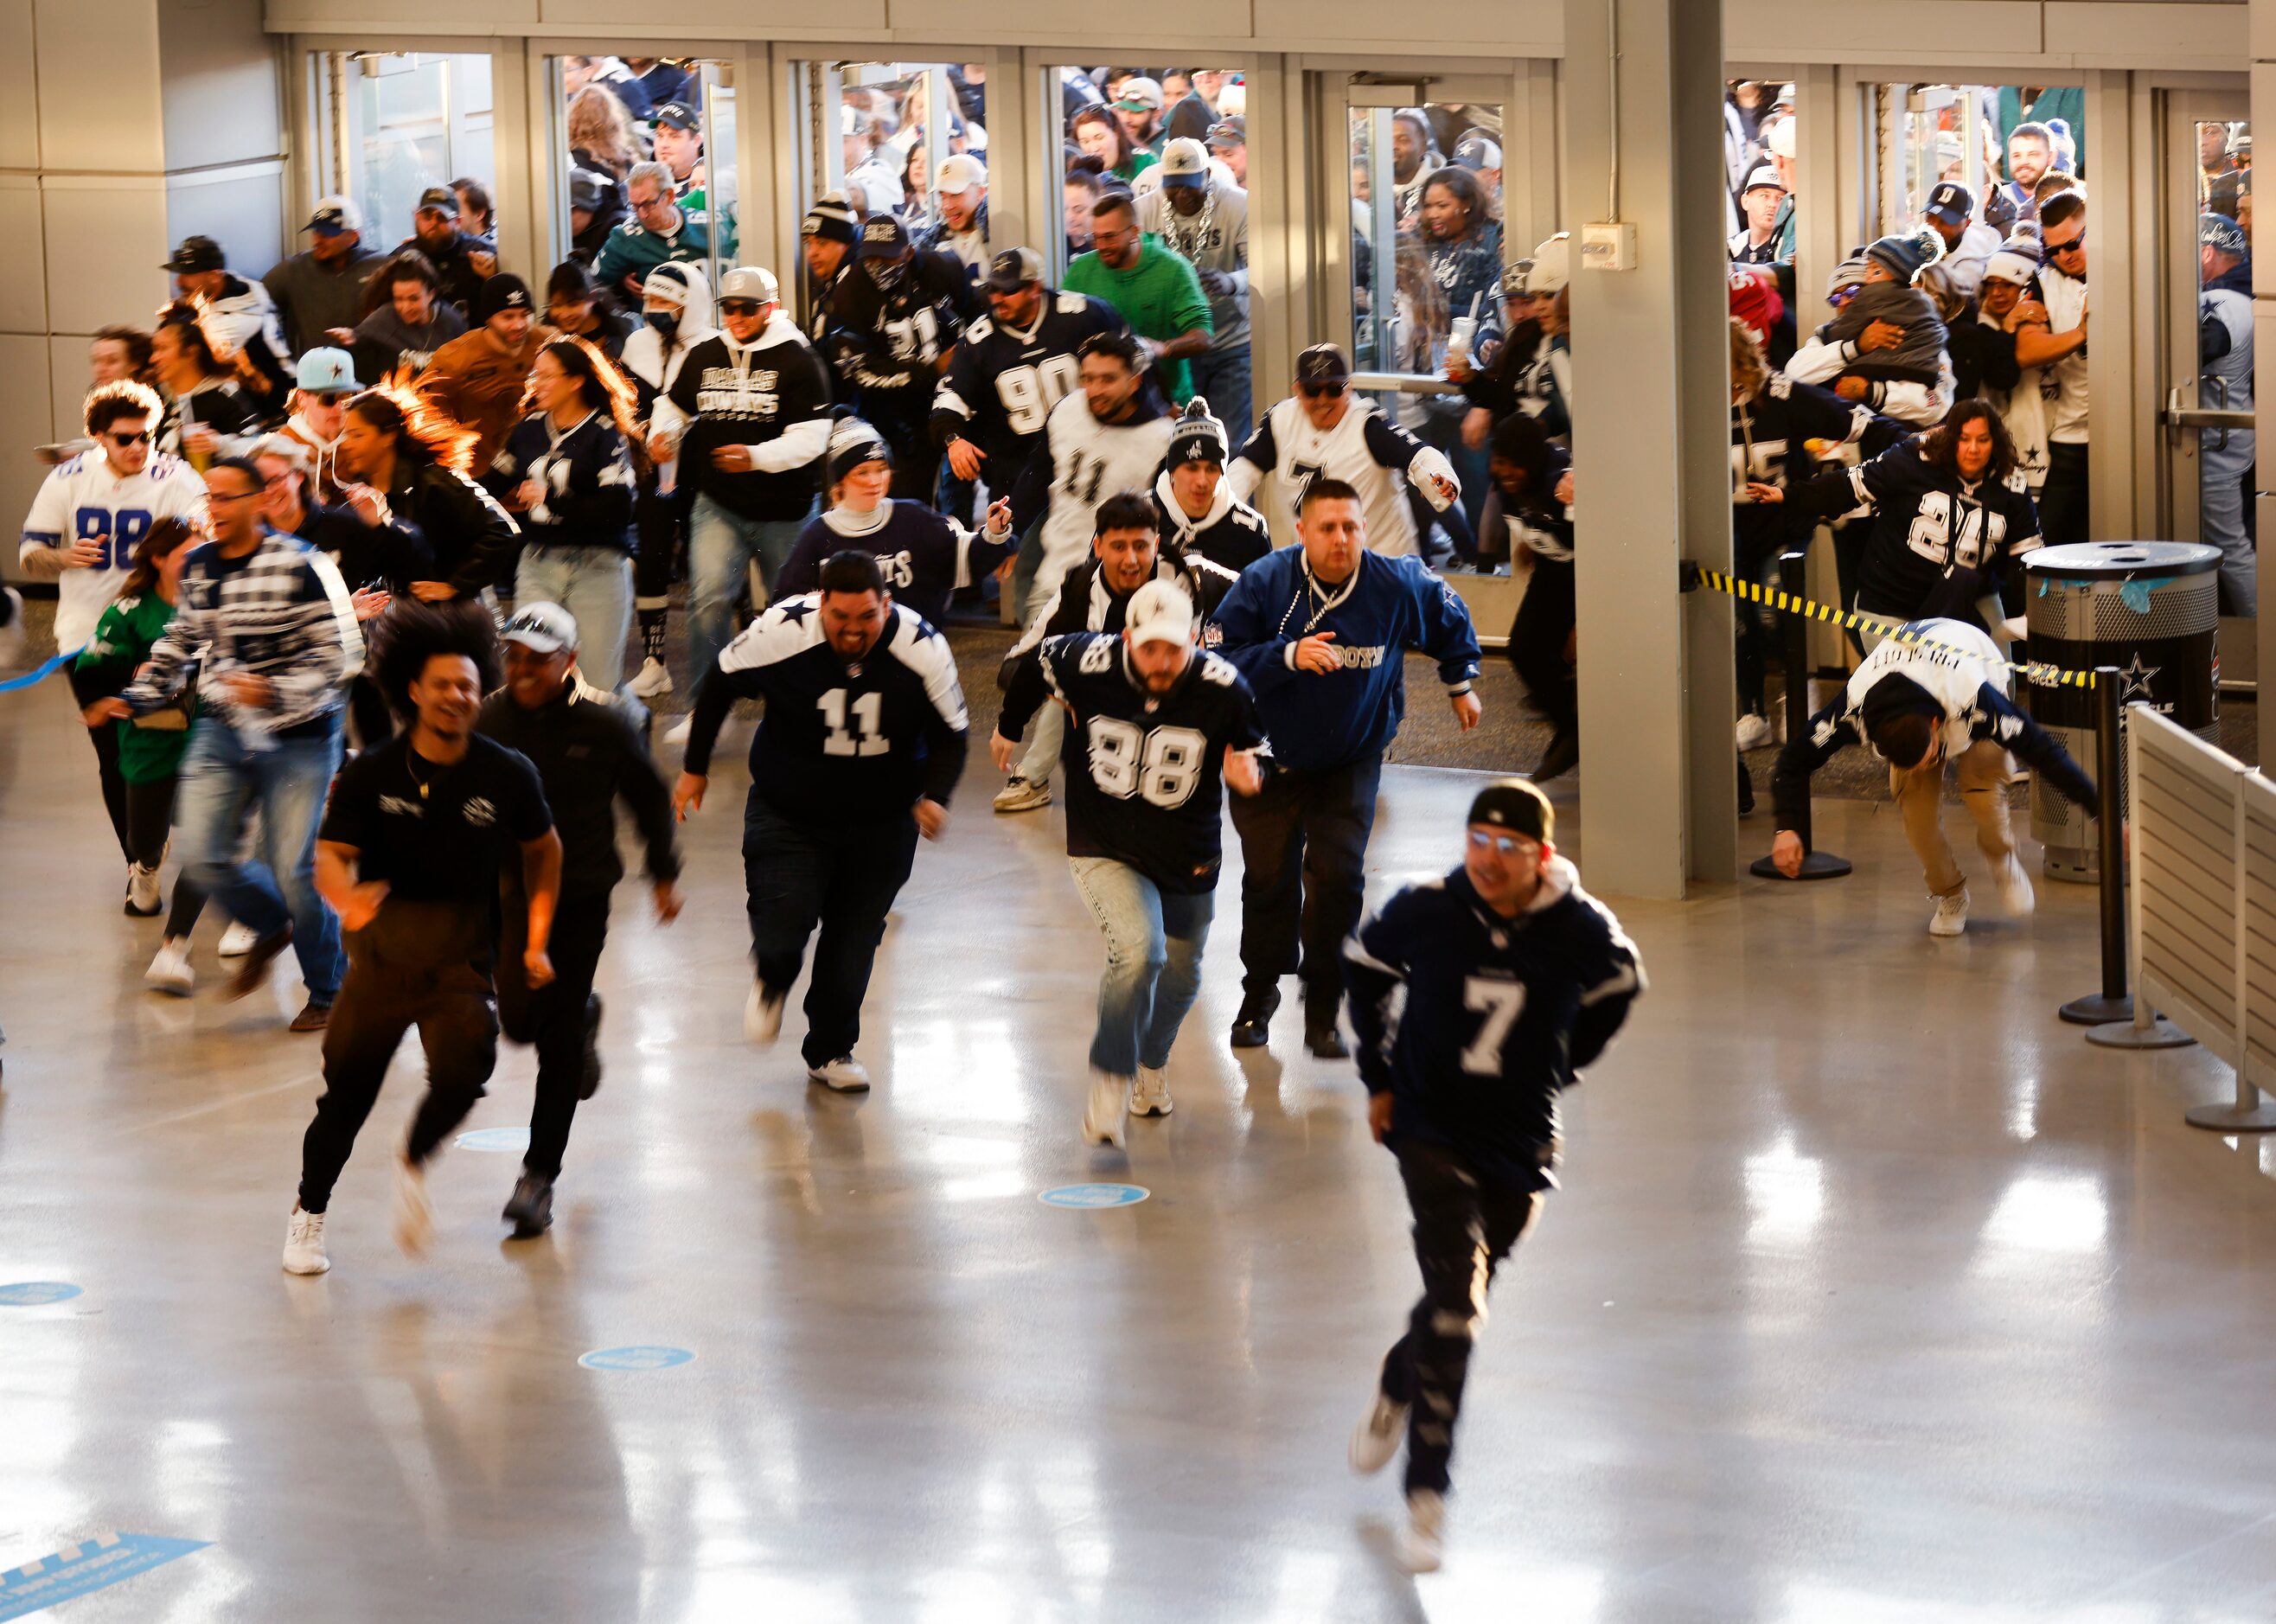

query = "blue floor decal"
[
  {"left": 579, "top": 1346, "right": 694, "bottom": 1371},
  {"left": 0, "top": 1282, "right": 82, "bottom": 1307},
  {"left": 0, "top": 1533, "right": 208, "bottom": 1621},
  {"left": 1039, "top": 1183, "right": 1150, "bottom": 1209}
]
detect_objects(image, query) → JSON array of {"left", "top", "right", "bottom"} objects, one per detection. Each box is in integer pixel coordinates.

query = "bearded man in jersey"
[
  {"left": 1228, "top": 343, "right": 1467, "bottom": 558},
  {"left": 1208, "top": 477, "right": 1483, "bottom": 1057},
  {"left": 994, "top": 579, "right": 1264, "bottom": 1146}
]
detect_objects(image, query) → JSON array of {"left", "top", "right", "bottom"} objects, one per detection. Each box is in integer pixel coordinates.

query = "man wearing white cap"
[
  {"left": 1973, "top": 243, "right": 2051, "bottom": 496},
  {"left": 278, "top": 348, "right": 360, "bottom": 503},
  {"left": 992, "top": 578, "right": 1264, "bottom": 1145},
  {"left": 915, "top": 152, "right": 990, "bottom": 282},
  {"left": 1137, "top": 137, "right": 1252, "bottom": 432},
  {"left": 265, "top": 195, "right": 385, "bottom": 357},
  {"left": 1729, "top": 163, "right": 1787, "bottom": 266}
]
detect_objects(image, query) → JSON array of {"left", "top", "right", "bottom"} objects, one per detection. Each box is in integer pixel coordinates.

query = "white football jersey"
[
  {"left": 1228, "top": 395, "right": 1449, "bottom": 557},
  {"left": 1033, "top": 392, "right": 1176, "bottom": 590},
  {"left": 20, "top": 451, "right": 208, "bottom": 650}
]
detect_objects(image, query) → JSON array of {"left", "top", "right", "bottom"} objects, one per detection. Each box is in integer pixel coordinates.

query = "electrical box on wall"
[{"left": 1582, "top": 222, "right": 1637, "bottom": 272}]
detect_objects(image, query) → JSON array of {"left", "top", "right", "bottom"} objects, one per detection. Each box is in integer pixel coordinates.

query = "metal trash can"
[{"left": 2025, "top": 540, "right": 2221, "bottom": 882}]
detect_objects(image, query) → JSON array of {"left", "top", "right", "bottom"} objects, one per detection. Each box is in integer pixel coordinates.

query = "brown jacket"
[{"left": 416, "top": 325, "right": 556, "bottom": 473}]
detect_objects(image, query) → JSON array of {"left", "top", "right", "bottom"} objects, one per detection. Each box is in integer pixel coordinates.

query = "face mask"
[
  {"left": 644, "top": 310, "right": 680, "bottom": 341},
  {"left": 866, "top": 258, "right": 910, "bottom": 291}
]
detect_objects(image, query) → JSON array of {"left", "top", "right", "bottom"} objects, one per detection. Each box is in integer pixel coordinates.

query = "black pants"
[
  {"left": 744, "top": 796, "right": 919, "bottom": 1066},
  {"left": 1228, "top": 754, "right": 1383, "bottom": 1014},
  {"left": 298, "top": 902, "right": 499, "bottom": 1214},
  {"left": 495, "top": 892, "right": 610, "bottom": 1181},
  {"left": 2038, "top": 442, "right": 2091, "bottom": 547},
  {"left": 124, "top": 774, "right": 207, "bottom": 937},
  {"left": 633, "top": 475, "right": 681, "bottom": 610},
  {"left": 1378, "top": 1137, "right": 1542, "bottom": 1496},
  {"left": 1506, "top": 557, "right": 1577, "bottom": 732},
  {"left": 83, "top": 713, "right": 132, "bottom": 864},
  {"left": 875, "top": 406, "right": 943, "bottom": 508}
]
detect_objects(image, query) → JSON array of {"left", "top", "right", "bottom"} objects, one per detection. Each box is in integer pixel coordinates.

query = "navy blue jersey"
[
  {"left": 825, "top": 250, "right": 981, "bottom": 418},
  {"left": 930, "top": 291, "right": 1128, "bottom": 484},
  {"left": 682, "top": 597, "right": 970, "bottom": 827},
  {"left": 1345, "top": 860, "right": 1643, "bottom": 1190},
  {"left": 1013, "top": 632, "right": 1263, "bottom": 893},
  {"left": 489, "top": 409, "right": 637, "bottom": 555},
  {"left": 1790, "top": 438, "right": 2043, "bottom": 619},
  {"left": 776, "top": 501, "right": 1013, "bottom": 629}
]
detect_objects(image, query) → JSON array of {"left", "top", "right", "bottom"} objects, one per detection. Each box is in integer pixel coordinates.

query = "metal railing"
[
  {"left": 1348, "top": 371, "right": 1465, "bottom": 398},
  {"left": 2087, "top": 703, "right": 2276, "bottom": 1131}
]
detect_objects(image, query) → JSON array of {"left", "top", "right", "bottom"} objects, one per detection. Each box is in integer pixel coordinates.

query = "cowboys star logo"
[{"left": 2119, "top": 652, "right": 2160, "bottom": 699}]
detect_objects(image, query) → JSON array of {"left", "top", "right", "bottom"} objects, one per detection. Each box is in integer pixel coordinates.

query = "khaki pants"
[{"left": 1891, "top": 738, "right": 2016, "bottom": 898}]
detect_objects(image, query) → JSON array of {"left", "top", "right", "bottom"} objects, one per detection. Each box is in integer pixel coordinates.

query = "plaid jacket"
[{"left": 124, "top": 527, "right": 360, "bottom": 733}]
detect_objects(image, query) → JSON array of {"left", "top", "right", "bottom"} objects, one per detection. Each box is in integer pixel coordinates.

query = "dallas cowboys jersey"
[
  {"left": 1007, "top": 389, "right": 1177, "bottom": 591},
  {"left": 775, "top": 500, "right": 1012, "bottom": 628},
  {"left": 659, "top": 323, "right": 833, "bottom": 522},
  {"left": 683, "top": 597, "right": 970, "bottom": 829},
  {"left": 826, "top": 251, "right": 978, "bottom": 417},
  {"left": 20, "top": 450, "right": 207, "bottom": 650},
  {"left": 1825, "top": 439, "right": 2043, "bottom": 618},
  {"left": 1227, "top": 395, "right": 1457, "bottom": 557},
  {"left": 490, "top": 410, "right": 636, "bottom": 554},
  {"left": 930, "top": 291, "right": 1128, "bottom": 483},
  {"left": 1729, "top": 374, "right": 1872, "bottom": 495},
  {"left": 1026, "top": 632, "right": 1264, "bottom": 893}
]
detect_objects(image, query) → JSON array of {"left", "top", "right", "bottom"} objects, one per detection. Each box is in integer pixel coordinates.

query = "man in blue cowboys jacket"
[{"left": 1208, "top": 475, "right": 1482, "bottom": 1056}]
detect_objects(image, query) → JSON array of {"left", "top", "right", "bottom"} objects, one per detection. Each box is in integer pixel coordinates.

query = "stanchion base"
[
  {"left": 2085, "top": 1019, "right": 2196, "bottom": 1050},
  {"left": 1749, "top": 851, "right": 1853, "bottom": 881},
  {"left": 2184, "top": 1102, "right": 2276, "bottom": 1133},
  {"left": 2059, "top": 994, "right": 2134, "bottom": 1026}
]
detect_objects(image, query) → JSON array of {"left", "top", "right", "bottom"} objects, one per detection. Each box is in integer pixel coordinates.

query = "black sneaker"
[
  {"left": 1736, "top": 754, "right": 1756, "bottom": 817},
  {"left": 502, "top": 1173, "right": 554, "bottom": 1238},
  {"left": 225, "top": 924, "right": 294, "bottom": 1001},
  {"left": 1305, "top": 1020, "right": 1351, "bottom": 1060},
  {"left": 579, "top": 994, "right": 604, "bottom": 1100},
  {"left": 1529, "top": 727, "right": 1579, "bottom": 783},
  {"left": 1230, "top": 986, "right": 1280, "bottom": 1048}
]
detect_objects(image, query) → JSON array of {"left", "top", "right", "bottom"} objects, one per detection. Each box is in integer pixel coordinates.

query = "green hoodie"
[{"left": 1064, "top": 238, "right": 1214, "bottom": 405}]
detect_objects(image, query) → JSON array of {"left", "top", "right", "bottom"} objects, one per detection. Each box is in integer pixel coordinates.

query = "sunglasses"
[
  {"left": 1467, "top": 828, "right": 1535, "bottom": 855},
  {"left": 718, "top": 300, "right": 764, "bottom": 316},
  {"left": 2046, "top": 234, "right": 2085, "bottom": 255},
  {"left": 306, "top": 391, "right": 352, "bottom": 407},
  {"left": 1299, "top": 380, "right": 1348, "bottom": 400},
  {"left": 105, "top": 430, "right": 155, "bottom": 447}
]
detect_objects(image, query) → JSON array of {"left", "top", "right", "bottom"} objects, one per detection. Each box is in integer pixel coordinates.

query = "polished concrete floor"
[{"left": 4, "top": 682, "right": 2276, "bottom": 1623}]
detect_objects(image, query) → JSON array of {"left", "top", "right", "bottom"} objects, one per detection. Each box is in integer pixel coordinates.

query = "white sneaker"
[
  {"left": 807, "top": 1055, "right": 872, "bottom": 1093},
  {"left": 1348, "top": 1389, "right": 1410, "bottom": 1475},
  {"left": 145, "top": 937, "right": 195, "bottom": 995},
  {"left": 1398, "top": 1490, "right": 1446, "bottom": 1574},
  {"left": 1082, "top": 1071, "right": 1128, "bottom": 1148},
  {"left": 125, "top": 861, "right": 163, "bottom": 916},
  {"left": 1130, "top": 1065, "right": 1173, "bottom": 1118},
  {"left": 992, "top": 776, "right": 1052, "bottom": 813},
  {"left": 744, "top": 980, "right": 785, "bottom": 1045},
  {"left": 662, "top": 715, "right": 693, "bottom": 748},
  {"left": 392, "top": 1155, "right": 434, "bottom": 1256},
  {"left": 1735, "top": 712, "right": 1776, "bottom": 751},
  {"left": 1993, "top": 854, "right": 2035, "bottom": 917},
  {"left": 627, "top": 655, "right": 673, "bottom": 699},
  {"left": 218, "top": 920, "right": 260, "bottom": 957},
  {"left": 282, "top": 1206, "right": 329, "bottom": 1276},
  {"left": 1929, "top": 887, "right": 1970, "bottom": 938}
]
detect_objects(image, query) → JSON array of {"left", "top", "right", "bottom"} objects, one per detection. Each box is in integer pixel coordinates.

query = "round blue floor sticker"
[
  {"left": 1039, "top": 1183, "right": 1150, "bottom": 1209},
  {"left": 579, "top": 1346, "right": 695, "bottom": 1372},
  {"left": 0, "top": 1282, "right": 83, "bottom": 1306},
  {"left": 454, "top": 1127, "right": 531, "bottom": 1153}
]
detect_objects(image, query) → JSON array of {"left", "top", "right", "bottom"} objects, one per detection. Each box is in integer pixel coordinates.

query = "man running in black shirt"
[
  {"left": 285, "top": 604, "right": 561, "bottom": 1276},
  {"left": 994, "top": 579, "right": 1263, "bottom": 1145},
  {"left": 674, "top": 550, "right": 969, "bottom": 1093},
  {"left": 477, "top": 603, "right": 683, "bottom": 1237}
]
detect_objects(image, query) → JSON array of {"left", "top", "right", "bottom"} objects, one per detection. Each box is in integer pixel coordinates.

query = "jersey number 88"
[{"left": 1086, "top": 718, "right": 1207, "bottom": 809}]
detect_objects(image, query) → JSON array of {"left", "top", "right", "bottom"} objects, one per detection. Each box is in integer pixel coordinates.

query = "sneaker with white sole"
[
  {"left": 125, "top": 861, "right": 163, "bottom": 917},
  {"left": 744, "top": 980, "right": 786, "bottom": 1045},
  {"left": 662, "top": 715, "right": 693, "bottom": 748},
  {"left": 1735, "top": 712, "right": 1777, "bottom": 752},
  {"left": 1398, "top": 1490, "right": 1446, "bottom": 1573},
  {"left": 1082, "top": 1071, "right": 1128, "bottom": 1148},
  {"left": 218, "top": 920, "right": 260, "bottom": 957},
  {"left": 1929, "top": 887, "right": 1970, "bottom": 937},
  {"left": 1349, "top": 1389, "right": 1410, "bottom": 1476},
  {"left": 808, "top": 1055, "right": 872, "bottom": 1093},
  {"left": 1992, "top": 854, "right": 2035, "bottom": 917},
  {"left": 992, "top": 775, "right": 1052, "bottom": 813},
  {"left": 1129, "top": 1065, "right": 1173, "bottom": 1117},
  {"left": 626, "top": 655, "right": 673, "bottom": 700},
  {"left": 282, "top": 1206, "right": 329, "bottom": 1276},
  {"left": 145, "top": 937, "right": 195, "bottom": 995},
  {"left": 393, "top": 1155, "right": 434, "bottom": 1256}
]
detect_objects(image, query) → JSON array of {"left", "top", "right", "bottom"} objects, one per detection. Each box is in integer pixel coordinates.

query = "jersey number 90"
[
  {"left": 1085, "top": 718, "right": 1207, "bottom": 809},
  {"left": 997, "top": 355, "right": 1082, "bottom": 435}
]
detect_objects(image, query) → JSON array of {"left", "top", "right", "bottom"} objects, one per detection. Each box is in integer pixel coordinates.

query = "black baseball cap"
[
  {"left": 1926, "top": 181, "right": 1976, "bottom": 227},
  {"left": 984, "top": 246, "right": 1044, "bottom": 291},
  {"left": 652, "top": 100, "right": 700, "bottom": 132},
  {"left": 1467, "top": 779, "right": 1553, "bottom": 843},
  {"left": 1295, "top": 342, "right": 1351, "bottom": 386},
  {"left": 161, "top": 235, "right": 225, "bottom": 274},
  {"left": 415, "top": 186, "right": 457, "bottom": 216},
  {"left": 858, "top": 214, "right": 912, "bottom": 260}
]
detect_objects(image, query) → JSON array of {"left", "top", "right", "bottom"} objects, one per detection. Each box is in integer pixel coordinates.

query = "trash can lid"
[{"left": 2026, "top": 540, "right": 2222, "bottom": 580}]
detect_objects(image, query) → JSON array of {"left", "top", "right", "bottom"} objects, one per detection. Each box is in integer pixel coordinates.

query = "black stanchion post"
[
  {"left": 1749, "top": 548, "right": 1851, "bottom": 881},
  {"left": 2062, "top": 668, "right": 2133, "bottom": 1024}
]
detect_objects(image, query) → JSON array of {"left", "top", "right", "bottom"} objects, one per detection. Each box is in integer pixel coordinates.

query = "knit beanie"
[
  {"left": 1167, "top": 397, "right": 1228, "bottom": 468},
  {"left": 1864, "top": 227, "right": 1946, "bottom": 286},
  {"left": 825, "top": 412, "right": 892, "bottom": 485},
  {"left": 802, "top": 191, "right": 860, "bottom": 246}
]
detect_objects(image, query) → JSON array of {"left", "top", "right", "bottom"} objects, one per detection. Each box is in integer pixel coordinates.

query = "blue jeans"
[
  {"left": 516, "top": 546, "right": 634, "bottom": 690},
  {"left": 1069, "top": 857, "right": 1216, "bottom": 1076},
  {"left": 176, "top": 714, "right": 346, "bottom": 1002},
  {"left": 1187, "top": 344, "right": 1253, "bottom": 442},
  {"left": 687, "top": 494, "right": 810, "bottom": 694}
]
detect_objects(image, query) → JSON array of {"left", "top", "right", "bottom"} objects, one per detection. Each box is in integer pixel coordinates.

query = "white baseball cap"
[
  {"left": 937, "top": 153, "right": 986, "bottom": 195},
  {"left": 1159, "top": 137, "right": 1210, "bottom": 189},
  {"left": 717, "top": 265, "right": 779, "bottom": 304},
  {"left": 1126, "top": 579, "right": 1197, "bottom": 649}
]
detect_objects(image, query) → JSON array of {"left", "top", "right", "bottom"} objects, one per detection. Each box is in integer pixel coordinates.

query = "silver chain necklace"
[{"left": 1163, "top": 187, "right": 1218, "bottom": 263}]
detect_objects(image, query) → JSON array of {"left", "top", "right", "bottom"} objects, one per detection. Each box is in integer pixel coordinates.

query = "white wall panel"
[
  {"left": 1730, "top": 0, "right": 2043, "bottom": 60},
  {"left": 35, "top": 0, "right": 164, "bottom": 173},
  {"left": 0, "top": 176, "right": 47, "bottom": 335},
  {"left": 0, "top": 336, "right": 58, "bottom": 552},
  {"left": 266, "top": 0, "right": 534, "bottom": 29},
  {"left": 160, "top": 0, "right": 284, "bottom": 167},
  {"left": 1255, "top": 0, "right": 1557, "bottom": 52},
  {"left": 42, "top": 179, "right": 172, "bottom": 336},
  {"left": 2048, "top": 3, "right": 2244, "bottom": 65},
  {"left": 0, "top": 0, "right": 41, "bottom": 171}
]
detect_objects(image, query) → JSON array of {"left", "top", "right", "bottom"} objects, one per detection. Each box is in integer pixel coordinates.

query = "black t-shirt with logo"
[{"left": 320, "top": 733, "right": 553, "bottom": 901}]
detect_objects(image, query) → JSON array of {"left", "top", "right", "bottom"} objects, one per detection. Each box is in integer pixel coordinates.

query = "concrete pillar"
[
  {"left": 2256, "top": 19, "right": 2276, "bottom": 743},
  {"left": 1563, "top": 0, "right": 1736, "bottom": 897},
  {"left": 2082, "top": 69, "right": 2139, "bottom": 543}
]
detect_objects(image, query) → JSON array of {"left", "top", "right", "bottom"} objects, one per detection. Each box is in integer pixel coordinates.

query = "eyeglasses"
[
  {"left": 1298, "top": 380, "right": 1347, "bottom": 400},
  {"left": 1467, "top": 828, "right": 1536, "bottom": 855},
  {"left": 2045, "top": 234, "right": 2086, "bottom": 255},
  {"left": 630, "top": 193, "right": 672, "bottom": 214},
  {"left": 105, "top": 430, "right": 155, "bottom": 447},
  {"left": 207, "top": 489, "right": 262, "bottom": 505},
  {"left": 718, "top": 300, "right": 763, "bottom": 316}
]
